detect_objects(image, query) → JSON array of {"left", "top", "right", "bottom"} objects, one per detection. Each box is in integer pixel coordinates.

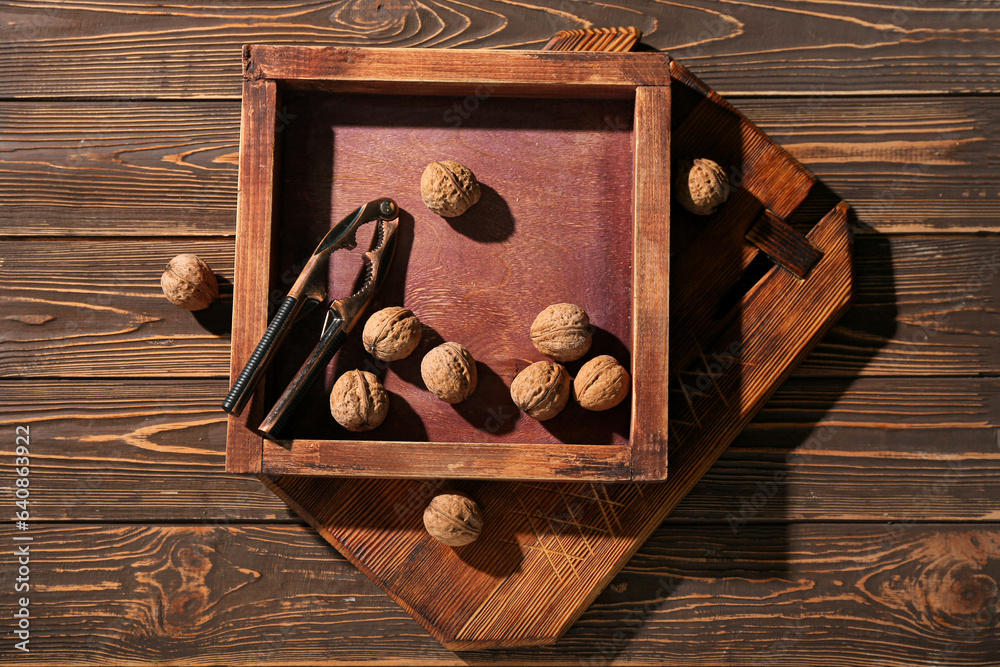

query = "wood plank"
[
  {"left": 1, "top": 97, "right": 996, "bottom": 236},
  {"left": 0, "top": 102, "right": 240, "bottom": 236},
  {"left": 0, "top": 238, "right": 233, "bottom": 378},
  {"left": 3, "top": 234, "right": 998, "bottom": 378},
  {"left": 0, "top": 522, "right": 996, "bottom": 664},
  {"left": 1, "top": 0, "right": 997, "bottom": 98},
  {"left": 265, "top": 440, "right": 631, "bottom": 480},
  {"left": 247, "top": 45, "right": 673, "bottom": 93},
  {"left": 225, "top": 79, "right": 279, "bottom": 474},
  {"left": 733, "top": 96, "right": 1000, "bottom": 234},
  {"left": 630, "top": 85, "right": 671, "bottom": 480},
  {"left": 745, "top": 209, "right": 823, "bottom": 279},
  {"left": 3, "top": 378, "right": 999, "bottom": 523},
  {"left": 797, "top": 235, "right": 1000, "bottom": 376}
]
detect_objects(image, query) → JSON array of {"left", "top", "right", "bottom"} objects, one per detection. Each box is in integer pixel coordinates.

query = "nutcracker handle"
[
  {"left": 258, "top": 313, "right": 348, "bottom": 440},
  {"left": 222, "top": 295, "right": 300, "bottom": 415}
]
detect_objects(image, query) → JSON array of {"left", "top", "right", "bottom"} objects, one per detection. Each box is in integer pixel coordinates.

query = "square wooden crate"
[{"left": 226, "top": 46, "right": 672, "bottom": 482}]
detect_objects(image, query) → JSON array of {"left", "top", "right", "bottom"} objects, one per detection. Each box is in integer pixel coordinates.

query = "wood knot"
[
  {"left": 165, "top": 590, "right": 207, "bottom": 628},
  {"left": 864, "top": 531, "right": 1000, "bottom": 634},
  {"left": 932, "top": 569, "right": 999, "bottom": 627},
  {"left": 330, "top": 0, "right": 416, "bottom": 33}
]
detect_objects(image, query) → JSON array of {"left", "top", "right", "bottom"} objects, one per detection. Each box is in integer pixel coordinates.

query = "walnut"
[
  {"left": 674, "top": 158, "right": 730, "bottom": 216},
  {"left": 329, "top": 370, "right": 389, "bottom": 432},
  {"left": 160, "top": 254, "right": 218, "bottom": 311},
  {"left": 362, "top": 307, "right": 422, "bottom": 361},
  {"left": 423, "top": 492, "right": 483, "bottom": 547},
  {"left": 420, "top": 160, "right": 481, "bottom": 217},
  {"left": 510, "top": 360, "right": 571, "bottom": 421},
  {"left": 573, "top": 355, "right": 631, "bottom": 411},
  {"left": 420, "top": 342, "right": 478, "bottom": 404},
  {"left": 529, "top": 303, "right": 592, "bottom": 362}
]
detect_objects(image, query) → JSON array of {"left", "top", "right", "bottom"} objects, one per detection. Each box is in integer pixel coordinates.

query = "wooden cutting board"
[{"left": 261, "top": 47, "right": 855, "bottom": 649}]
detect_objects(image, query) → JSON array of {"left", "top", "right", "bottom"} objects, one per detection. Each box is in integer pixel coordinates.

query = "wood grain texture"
[
  {"left": 1, "top": 233, "right": 998, "bottom": 378},
  {"left": 2, "top": 97, "right": 995, "bottom": 236},
  {"left": 0, "top": 238, "right": 233, "bottom": 377},
  {"left": 0, "top": 4, "right": 996, "bottom": 658},
  {"left": 2, "top": 377, "right": 998, "bottom": 523},
  {"left": 0, "top": 102, "right": 240, "bottom": 236},
  {"left": 630, "top": 85, "right": 671, "bottom": 480},
  {"left": 798, "top": 235, "right": 1000, "bottom": 377},
  {"left": 2, "top": 0, "right": 997, "bottom": 98},
  {"left": 246, "top": 45, "right": 673, "bottom": 95},
  {"left": 1, "top": 522, "right": 997, "bottom": 665},
  {"left": 745, "top": 209, "right": 823, "bottom": 279},
  {"left": 261, "top": 204, "right": 854, "bottom": 648},
  {"left": 542, "top": 26, "right": 642, "bottom": 53},
  {"left": 265, "top": 440, "right": 632, "bottom": 480},
  {"left": 226, "top": 79, "right": 280, "bottom": 473}
]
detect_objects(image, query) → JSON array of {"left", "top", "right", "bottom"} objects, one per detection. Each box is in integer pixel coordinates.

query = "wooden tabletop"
[{"left": 2, "top": 2, "right": 998, "bottom": 664}]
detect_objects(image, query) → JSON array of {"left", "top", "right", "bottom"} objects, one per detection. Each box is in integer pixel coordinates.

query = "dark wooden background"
[{"left": 1, "top": 1, "right": 999, "bottom": 664}]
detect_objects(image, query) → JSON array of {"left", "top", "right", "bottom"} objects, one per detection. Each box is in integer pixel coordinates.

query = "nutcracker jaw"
[
  {"left": 324, "top": 216, "right": 400, "bottom": 337},
  {"left": 221, "top": 198, "right": 399, "bottom": 416},
  {"left": 258, "top": 216, "right": 399, "bottom": 440}
]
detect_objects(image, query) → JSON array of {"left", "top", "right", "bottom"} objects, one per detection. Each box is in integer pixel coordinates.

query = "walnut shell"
[
  {"left": 510, "top": 360, "right": 571, "bottom": 421},
  {"left": 573, "top": 355, "right": 631, "bottom": 411},
  {"left": 420, "top": 342, "right": 478, "bottom": 404},
  {"left": 529, "top": 303, "right": 593, "bottom": 362},
  {"left": 329, "top": 370, "right": 389, "bottom": 432},
  {"left": 362, "top": 307, "right": 422, "bottom": 361},
  {"left": 423, "top": 492, "right": 483, "bottom": 547},
  {"left": 420, "top": 160, "right": 482, "bottom": 217},
  {"left": 160, "top": 254, "right": 218, "bottom": 311},
  {"left": 675, "top": 158, "right": 730, "bottom": 216}
]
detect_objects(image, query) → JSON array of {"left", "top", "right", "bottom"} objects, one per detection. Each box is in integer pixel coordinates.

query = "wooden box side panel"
[
  {"left": 263, "top": 440, "right": 631, "bottom": 480},
  {"left": 244, "top": 45, "right": 673, "bottom": 95},
  {"left": 630, "top": 85, "right": 671, "bottom": 481},
  {"left": 225, "top": 79, "right": 279, "bottom": 474}
]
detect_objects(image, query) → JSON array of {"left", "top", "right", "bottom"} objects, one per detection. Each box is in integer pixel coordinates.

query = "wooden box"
[{"left": 226, "top": 46, "right": 673, "bottom": 481}]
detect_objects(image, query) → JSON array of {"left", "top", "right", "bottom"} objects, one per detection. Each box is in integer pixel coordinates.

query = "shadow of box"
[{"left": 226, "top": 46, "right": 672, "bottom": 482}]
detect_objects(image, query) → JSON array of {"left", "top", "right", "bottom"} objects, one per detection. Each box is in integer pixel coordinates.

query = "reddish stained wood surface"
[
  {"left": 266, "top": 92, "right": 635, "bottom": 456},
  {"left": 230, "top": 47, "right": 677, "bottom": 482}
]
